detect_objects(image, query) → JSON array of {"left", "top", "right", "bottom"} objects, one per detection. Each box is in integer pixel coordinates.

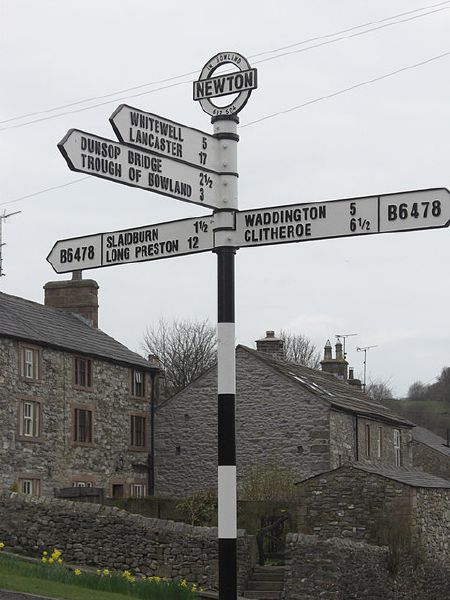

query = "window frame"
[
  {"left": 365, "top": 423, "right": 371, "bottom": 458},
  {"left": 129, "top": 368, "right": 146, "bottom": 398},
  {"left": 73, "top": 356, "right": 93, "bottom": 390},
  {"left": 394, "top": 429, "right": 401, "bottom": 466},
  {"left": 19, "top": 344, "right": 41, "bottom": 381},
  {"left": 377, "top": 427, "right": 383, "bottom": 459},
  {"left": 129, "top": 413, "right": 147, "bottom": 451},
  {"left": 17, "top": 397, "right": 43, "bottom": 442},
  {"left": 72, "top": 405, "right": 95, "bottom": 447},
  {"left": 130, "top": 483, "right": 147, "bottom": 498},
  {"left": 17, "top": 475, "right": 41, "bottom": 496}
]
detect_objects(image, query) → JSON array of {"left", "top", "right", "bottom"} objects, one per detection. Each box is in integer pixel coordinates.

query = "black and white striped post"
[
  {"left": 213, "top": 115, "right": 239, "bottom": 600},
  {"left": 194, "top": 52, "right": 257, "bottom": 600}
]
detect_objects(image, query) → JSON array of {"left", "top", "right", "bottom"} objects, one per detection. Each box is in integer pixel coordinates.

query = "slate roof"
[
  {"left": 0, "top": 291, "right": 152, "bottom": 370},
  {"left": 352, "top": 463, "right": 450, "bottom": 488},
  {"left": 297, "top": 463, "right": 450, "bottom": 488},
  {"left": 238, "top": 345, "right": 414, "bottom": 427},
  {"left": 412, "top": 426, "right": 450, "bottom": 458}
]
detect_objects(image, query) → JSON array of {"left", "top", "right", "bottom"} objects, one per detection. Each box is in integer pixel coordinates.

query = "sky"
[{"left": 1, "top": 0, "right": 450, "bottom": 398}]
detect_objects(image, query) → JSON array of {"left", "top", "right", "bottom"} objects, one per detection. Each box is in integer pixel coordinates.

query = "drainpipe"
[{"left": 354, "top": 415, "right": 359, "bottom": 461}]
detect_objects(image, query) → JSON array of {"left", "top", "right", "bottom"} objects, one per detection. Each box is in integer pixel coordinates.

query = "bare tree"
[
  {"left": 143, "top": 317, "right": 216, "bottom": 396},
  {"left": 407, "top": 381, "right": 428, "bottom": 401},
  {"left": 366, "top": 378, "right": 394, "bottom": 402},
  {"left": 279, "top": 330, "right": 321, "bottom": 369}
]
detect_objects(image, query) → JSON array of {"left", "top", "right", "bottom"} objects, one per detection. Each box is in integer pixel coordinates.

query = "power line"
[
  {"left": 242, "top": 50, "right": 450, "bottom": 128},
  {"left": 1, "top": 1, "right": 448, "bottom": 129},
  {"left": 1, "top": 49, "right": 448, "bottom": 209}
]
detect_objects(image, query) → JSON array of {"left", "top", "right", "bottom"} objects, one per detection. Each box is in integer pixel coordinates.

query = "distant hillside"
[{"left": 380, "top": 398, "right": 450, "bottom": 439}]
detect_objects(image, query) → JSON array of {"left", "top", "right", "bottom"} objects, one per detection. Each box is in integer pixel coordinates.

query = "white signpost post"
[{"left": 52, "top": 48, "right": 449, "bottom": 600}]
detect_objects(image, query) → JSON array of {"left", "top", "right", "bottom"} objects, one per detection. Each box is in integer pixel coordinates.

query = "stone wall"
[
  {"left": 296, "top": 465, "right": 450, "bottom": 563},
  {"left": 284, "top": 533, "right": 450, "bottom": 600},
  {"left": 412, "top": 441, "right": 450, "bottom": 481},
  {"left": 155, "top": 347, "right": 331, "bottom": 497},
  {"left": 414, "top": 488, "right": 450, "bottom": 561},
  {"left": 0, "top": 493, "right": 256, "bottom": 592},
  {"left": 296, "top": 466, "right": 412, "bottom": 543},
  {"left": 0, "top": 337, "right": 152, "bottom": 497}
]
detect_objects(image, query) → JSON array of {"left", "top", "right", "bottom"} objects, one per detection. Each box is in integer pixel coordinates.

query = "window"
[
  {"left": 19, "top": 478, "right": 41, "bottom": 496},
  {"left": 20, "top": 346, "right": 40, "bottom": 380},
  {"left": 72, "top": 481, "right": 93, "bottom": 488},
  {"left": 73, "top": 408, "right": 93, "bottom": 444},
  {"left": 19, "top": 399, "right": 41, "bottom": 438},
  {"left": 130, "top": 415, "right": 146, "bottom": 448},
  {"left": 130, "top": 369, "right": 145, "bottom": 397},
  {"left": 377, "top": 427, "right": 383, "bottom": 459},
  {"left": 130, "top": 483, "right": 146, "bottom": 497},
  {"left": 74, "top": 357, "right": 92, "bottom": 389},
  {"left": 365, "top": 424, "right": 371, "bottom": 457},
  {"left": 394, "top": 429, "right": 401, "bottom": 466}
]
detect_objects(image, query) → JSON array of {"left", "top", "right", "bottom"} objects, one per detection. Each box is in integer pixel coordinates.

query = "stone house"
[
  {"left": 411, "top": 425, "right": 450, "bottom": 481},
  {"left": 0, "top": 274, "right": 159, "bottom": 498},
  {"left": 154, "top": 332, "right": 414, "bottom": 497},
  {"left": 295, "top": 463, "right": 450, "bottom": 562}
]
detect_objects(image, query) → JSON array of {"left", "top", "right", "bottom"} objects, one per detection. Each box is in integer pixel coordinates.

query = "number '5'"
[{"left": 350, "top": 202, "right": 356, "bottom": 216}]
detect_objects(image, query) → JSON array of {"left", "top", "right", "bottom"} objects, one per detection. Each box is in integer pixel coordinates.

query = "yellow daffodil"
[
  {"left": 191, "top": 584, "right": 198, "bottom": 592},
  {"left": 41, "top": 557, "right": 47, "bottom": 563},
  {"left": 97, "top": 569, "right": 102, "bottom": 575},
  {"left": 180, "top": 579, "right": 188, "bottom": 588},
  {"left": 74, "top": 569, "right": 81, "bottom": 576},
  {"left": 48, "top": 558, "right": 54, "bottom": 564},
  {"left": 57, "top": 558, "right": 63, "bottom": 564},
  {"left": 42, "top": 551, "right": 48, "bottom": 556},
  {"left": 0, "top": 542, "right": 5, "bottom": 550},
  {"left": 103, "top": 569, "right": 110, "bottom": 576}
]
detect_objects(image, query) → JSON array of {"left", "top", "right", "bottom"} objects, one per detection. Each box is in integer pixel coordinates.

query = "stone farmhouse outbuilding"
[
  {"left": 411, "top": 425, "right": 450, "bottom": 481},
  {"left": 296, "top": 463, "right": 450, "bottom": 562},
  {"left": 0, "top": 275, "right": 159, "bottom": 498},
  {"left": 154, "top": 332, "right": 416, "bottom": 497}
]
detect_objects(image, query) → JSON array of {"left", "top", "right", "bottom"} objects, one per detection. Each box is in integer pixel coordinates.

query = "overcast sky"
[{"left": 1, "top": 0, "right": 450, "bottom": 398}]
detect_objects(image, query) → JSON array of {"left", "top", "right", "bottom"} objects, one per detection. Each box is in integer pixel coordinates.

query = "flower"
[
  {"left": 191, "top": 584, "right": 198, "bottom": 592},
  {"left": 57, "top": 558, "right": 63, "bottom": 564},
  {"left": 74, "top": 569, "right": 81, "bottom": 576},
  {"left": 0, "top": 542, "right": 5, "bottom": 550},
  {"left": 103, "top": 569, "right": 110, "bottom": 576},
  {"left": 180, "top": 579, "right": 188, "bottom": 588},
  {"left": 97, "top": 569, "right": 102, "bottom": 575},
  {"left": 48, "top": 558, "right": 54, "bottom": 564},
  {"left": 42, "top": 551, "right": 48, "bottom": 556},
  {"left": 41, "top": 557, "right": 47, "bottom": 563},
  {"left": 51, "top": 549, "right": 62, "bottom": 560}
]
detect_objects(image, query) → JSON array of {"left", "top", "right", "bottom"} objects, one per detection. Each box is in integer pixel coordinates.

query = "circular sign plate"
[{"left": 193, "top": 51, "right": 257, "bottom": 117}]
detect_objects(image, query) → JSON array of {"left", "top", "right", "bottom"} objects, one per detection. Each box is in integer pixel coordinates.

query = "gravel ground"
[{"left": 0, "top": 590, "right": 63, "bottom": 600}]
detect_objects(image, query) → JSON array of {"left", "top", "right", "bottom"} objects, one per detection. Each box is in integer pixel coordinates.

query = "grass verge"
[{"left": 0, "top": 553, "right": 196, "bottom": 600}]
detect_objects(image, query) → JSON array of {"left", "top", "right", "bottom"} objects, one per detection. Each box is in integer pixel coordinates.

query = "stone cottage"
[
  {"left": 0, "top": 274, "right": 159, "bottom": 498},
  {"left": 154, "top": 332, "right": 414, "bottom": 497},
  {"left": 295, "top": 463, "right": 450, "bottom": 562},
  {"left": 411, "top": 425, "right": 450, "bottom": 481}
]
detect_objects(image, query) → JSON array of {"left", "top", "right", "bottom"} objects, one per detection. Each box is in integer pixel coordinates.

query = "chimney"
[
  {"left": 44, "top": 271, "right": 99, "bottom": 327},
  {"left": 320, "top": 338, "right": 348, "bottom": 380},
  {"left": 347, "top": 367, "right": 363, "bottom": 390},
  {"left": 256, "top": 330, "right": 285, "bottom": 361}
]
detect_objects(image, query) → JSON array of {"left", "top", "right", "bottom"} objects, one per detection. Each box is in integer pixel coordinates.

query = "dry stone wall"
[
  {"left": 284, "top": 533, "right": 450, "bottom": 600},
  {"left": 0, "top": 493, "right": 255, "bottom": 592}
]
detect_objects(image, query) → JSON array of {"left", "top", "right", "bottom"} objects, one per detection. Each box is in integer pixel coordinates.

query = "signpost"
[
  {"left": 58, "top": 129, "right": 227, "bottom": 210},
  {"left": 47, "top": 215, "right": 214, "bottom": 273},
  {"left": 233, "top": 188, "right": 450, "bottom": 248},
  {"left": 53, "top": 48, "right": 448, "bottom": 600},
  {"left": 110, "top": 104, "right": 224, "bottom": 173}
]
